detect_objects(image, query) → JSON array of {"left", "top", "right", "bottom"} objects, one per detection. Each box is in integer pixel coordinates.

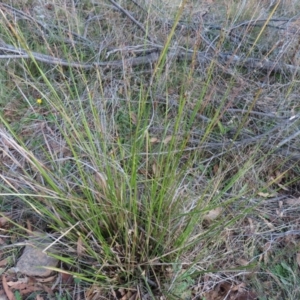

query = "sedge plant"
[{"left": 0, "top": 0, "right": 300, "bottom": 299}]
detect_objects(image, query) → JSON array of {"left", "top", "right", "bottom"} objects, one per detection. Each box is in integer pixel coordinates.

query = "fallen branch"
[{"left": 0, "top": 39, "right": 300, "bottom": 75}]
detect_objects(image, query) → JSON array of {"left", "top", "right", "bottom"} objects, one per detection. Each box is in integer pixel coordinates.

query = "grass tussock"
[{"left": 0, "top": 0, "right": 300, "bottom": 299}]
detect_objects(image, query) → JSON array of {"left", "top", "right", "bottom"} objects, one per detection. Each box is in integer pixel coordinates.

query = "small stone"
[{"left": 16, "top": 235, "right": 58, "bottom": 277}]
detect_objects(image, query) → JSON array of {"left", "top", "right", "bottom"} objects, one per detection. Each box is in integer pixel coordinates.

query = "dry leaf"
[
  {"left": 258, "top": 192, "right": 276, "bottom": 198},
  {"left": 0, "top": 215, "right": 11, "bottom": 228},
  {"left": 6, "top": 277, "right": 28, "bottom": 287},
  {"left": 231, "top": 282, "right": 246, "bottom": 292},
  {"left": 261, "top": 216, "right": 275, "bottom": 230},
  {"left": 213, "top": 164, "right": 219, "bottom": 175},
  {"left": 152, "top": 163, "right": 158, "bottom": 176},
  {"left": 263, "top": 242, "right": 271, "bottom": 263},
  {"left": 276, "top": 208, "right": 284, "bottom": 218},
  {"left": 286, "top": 198, "right": 300, "bottom": 205},
  {"left": 130, "top": 112, "right": 137, "bottom": 124},
  {"left": 0, "top": 218, "right": 8, "bottom": 228},
  {"left": 60, "top": 272, "right": 73, "bottom": 284},
  {"left": 163, "top": 136, "right": 173, "bottom": 145},
  {"left": 277, "top": 183, "right": 289, "bottom": 191},
  {"left": 6, "top": 280, "right": 41, "bottom": 295},
  {"left": 269, "top": 173, "right": 289, "bottom": 191},
  {"left": 120, "top": 290, "right": 133, "bottom": 300},
  {"left": 0, "top": 259, "right": 8, "bottom": 268},
  {"left": 2, "top": 276, "right": 15, "bottom": 300},
  {"left": 203, "top": 208, "right": 222, "bottom": 221},
  {"left": 204, "top": 282, "right": 258, "bottom": 300},
  {"left": 26, "top": 219, "right": 32, "bottom": 233},
  {"left": 236, "top": 258, "right": 250, "bottom": 266},
  {"left": 150, "top": 137, "right": 160, "bottom": 143},
  {"left": 275, "top": 170, "right": 284, "bottom": 183},
  {"left": 138, "top": 168, "right": 148, "bottom": 177},
  {"left": 77, "top": 236, "right": 84, "bottom": 257},
  {"left": 247, "top": 217, "right": 255, "bottom": 234}
]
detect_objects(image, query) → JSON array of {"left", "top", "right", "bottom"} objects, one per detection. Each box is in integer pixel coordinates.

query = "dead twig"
[{"left": 1, "top": 39, "right": 300, "bottom": 76}]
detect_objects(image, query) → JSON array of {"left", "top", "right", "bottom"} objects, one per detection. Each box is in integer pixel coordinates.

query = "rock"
[{"left": 16, "top": 234, "right": 58, "bottom": 277}]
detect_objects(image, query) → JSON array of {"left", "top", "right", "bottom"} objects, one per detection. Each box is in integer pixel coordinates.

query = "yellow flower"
[{"left": 36, "top": 98, "right": 42, "bottom": 104}]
